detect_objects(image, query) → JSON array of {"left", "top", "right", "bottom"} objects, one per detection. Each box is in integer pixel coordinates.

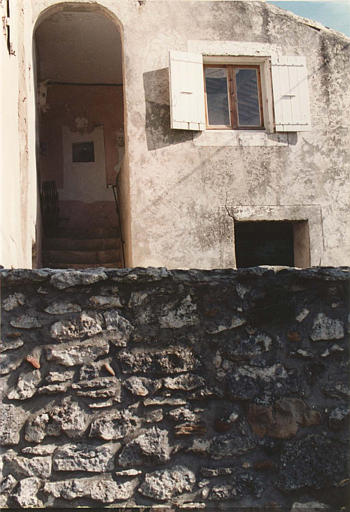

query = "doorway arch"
[{"left": 34, "top": 3, "right": 126, "bottom": 268}]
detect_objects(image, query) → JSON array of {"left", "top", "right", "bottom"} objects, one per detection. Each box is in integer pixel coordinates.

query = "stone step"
[
  {"left": 53, "top": 226, "right": 120, "bottom": 239},
  {"left": 44, "top": 249, "right": 121, "bottom": 264},
  {"left": 44, "top": 262, "right": 120, "bottom": 269},
  {"left": 44, "top": 237, "right": 120, "bottom": 251}
]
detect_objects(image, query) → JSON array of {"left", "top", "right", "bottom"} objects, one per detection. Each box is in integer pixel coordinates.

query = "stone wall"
[{"left": 0, "top": 267, "right": 349, "bottom": 510}]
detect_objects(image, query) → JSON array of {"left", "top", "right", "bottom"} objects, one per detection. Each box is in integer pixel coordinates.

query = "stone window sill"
[{"left": 192, "top": 130, "right": 292, "bottom": 147}]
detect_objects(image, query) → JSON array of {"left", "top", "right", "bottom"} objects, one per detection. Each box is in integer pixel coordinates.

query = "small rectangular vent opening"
[
  {"left": 72, "top": 141, "right": 95, "bottom": 163},
  {"left": 234, "top": 220, "right": 310, "bottom": 268}
]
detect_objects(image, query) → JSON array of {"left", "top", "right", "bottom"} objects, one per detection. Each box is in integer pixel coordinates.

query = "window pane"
[
  {"left": 235, "top": 68, "right": 261, "bottom": 126},
  {"left": 205, "top": 67, "right": 230, "bottom": 126}
]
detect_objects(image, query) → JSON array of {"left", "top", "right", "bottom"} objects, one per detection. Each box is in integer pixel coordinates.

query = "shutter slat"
[
  {"left": 272, "top": 56, "right": 311, "bottom": 132},
  {"left": 169, "top": 51, "right": 206, "bottom": 130},
  {"left": 290, "top": 56, "right": 302, "bottom": 127}
]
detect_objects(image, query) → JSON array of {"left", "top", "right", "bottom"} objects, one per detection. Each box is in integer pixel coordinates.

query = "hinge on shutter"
[
  {"left": 2, "top": 15, "right": 9, "bottom": 36},
  {"left": 2, "top": 14, "right": 15, "bottom": 55}
]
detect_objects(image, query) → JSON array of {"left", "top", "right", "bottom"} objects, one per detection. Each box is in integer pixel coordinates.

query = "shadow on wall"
[
  {"left": 281, "top": 132, "right": 297, "bottom": 145},
  {"left": 143, "top": 68, "right": 193, "bottom": 151}
]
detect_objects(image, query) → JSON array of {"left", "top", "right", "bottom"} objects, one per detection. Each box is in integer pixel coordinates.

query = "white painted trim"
[{"left": 169, "top": 50, "right": 206, "bottom": 130}]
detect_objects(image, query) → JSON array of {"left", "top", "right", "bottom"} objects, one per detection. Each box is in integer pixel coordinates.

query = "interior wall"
[
  {"left": 40, "top": 85, "right": 124, "bottom": 187},
  {"left": 35, "top": 9, "right": 125, "bottom": 238},
  {"left": 38, "top": 85, "right": 124, "bottom": 233}
]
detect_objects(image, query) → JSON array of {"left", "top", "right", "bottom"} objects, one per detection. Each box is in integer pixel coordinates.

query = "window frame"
[{"left": 204, "top": 63, "right": 264, "bottom": 131}]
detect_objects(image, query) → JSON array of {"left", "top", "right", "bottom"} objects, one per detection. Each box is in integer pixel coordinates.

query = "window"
[
  {"left": 169, "top": 50, "right": 311, "bottom": 133},
  {"left": 204, "top": 65, "right": 263, "bottom": 130}
]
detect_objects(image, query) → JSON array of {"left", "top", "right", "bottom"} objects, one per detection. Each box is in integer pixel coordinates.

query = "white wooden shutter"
[
  {"left": 169, "top": 51, "right": 206, "bottom": 130},
  {"left": 271, "top": 56, "right": 311, "bottom": 132}
]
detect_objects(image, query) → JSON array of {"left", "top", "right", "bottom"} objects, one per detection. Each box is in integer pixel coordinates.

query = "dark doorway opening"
[
  {"left": 34, "top": 6, "right": 125, "bottom": 269},
  {"left": 235, "top": 220, "right": 309, "bottom": 268}
]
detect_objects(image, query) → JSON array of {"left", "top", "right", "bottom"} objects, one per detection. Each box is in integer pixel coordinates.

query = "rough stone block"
[
  {"left": 22, "top": 444, "right": 56, "bottom": 455},
  {"left": 90, "top": 478, "right": 139, "bottom": 502},
  {"left": 50, "top": 311, "right": 103, "bottom": 340},
  {"left": 44, "top": 476, "right": 138, "bottom": 503},
  {"left": 163, "top": 373, "right": 205, "bottom": 390},
  {"left": 206, "top": 315, "right": 246, "bottom": 333},
  {"left": 50, "top": 269, "right": 107, "bottom": 289},
  {"left": 119, "top": 426, "right": 171, "bottom": 467},
  {"left": 124, "top": 376, "right": 162, "bottom": 396},
  {"left": 159, "top": 295, "right": 198, "bottom": 329},
  {"left": 53, "top": 443, "right": 118, "bottom": 472},
  {"left": 226, "top": 363, "right": 296, "bottom": 401},
  {"left": 118, "top": 347, "right": 195, "bottom": 375},
  {"left": 209, "top": 422, "right": 256, "bottom": 458},
  {"left": 7, "top": 369, "right": 42, "bottom": 400},
  {"left": 72, "top": 377, "right": 122, "bottom": 399},
  {"left": 2, "top": 292, "right": 25, "bottom": 311},
  {"left": 90, "top": 408, "right": 141, "bottom": 441},
  {"left": 311, "top": 313, "right": 344, "bottom": 341},
  {"left": 139, "top": 466, "right": 195, "bottom": 501},
  {"left": 13, "top": 477, "right": 43, "bottom": 507},
  {"left": 89, "top": 295, "right": 123, "bottom": 309},
  {"left": 44, "top": 301, "right": 82, "bottom": 314},
  {"left": 247, "top": 398, "right": 321, "bottom": 439},
  {"left": 0, "top": 404, "right": 27, "bottom": 445},
  {"left": 0, "top": 352, "right": 23, "bottom": 375},
  {"left": 0, "top": 474, "right": 17, "bottom": 495},
  {"left": 10, "top": 314, "right": 42, "bottom": 329},
  {"left": 4, "top": 452, "right": 52, "bottom": 479},
  {"left": 49, "top": 397, "right": 91, "bottom": 438},
  {"left": 278, "top": 434, "right": 347, "bottom": 490},
  {"left": 0, "top": 338, "right": 24, "bottom": 352},
  {"left": 103, "top": 310, "right": 134, "bottom": 345},
  {"left": 46, "top": 336, "right": 109, "bottom": 366}
]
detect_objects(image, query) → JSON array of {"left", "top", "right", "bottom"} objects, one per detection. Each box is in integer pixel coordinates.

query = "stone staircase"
[{"left": 42, "top": 228, "right": 123, "bottom": 269}]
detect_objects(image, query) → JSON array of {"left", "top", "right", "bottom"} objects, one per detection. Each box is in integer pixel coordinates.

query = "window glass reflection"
[
  {"left": 205, "top": 67, "right": 230, "bottom": 126},
  {"left": 235, "top": 68, "right": 261, "bottom": 126}
]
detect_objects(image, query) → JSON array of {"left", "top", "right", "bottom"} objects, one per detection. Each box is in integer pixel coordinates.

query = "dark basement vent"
[{"left": 235, "top": 220, "right": 294, "bottom": 268}]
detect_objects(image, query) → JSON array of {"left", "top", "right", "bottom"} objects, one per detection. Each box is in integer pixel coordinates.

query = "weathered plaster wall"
[
  {"left": 122, "top": 0, "right": 350, "bottom": 268},
  {"left": 0, "top": 266, "right": 349, "bottom": 510},
  {"left": 0, "top": 0, "right": 37, "bottom": 268},
  {"left": 1, "top": 0, "right": 349, "bottom": 268}
]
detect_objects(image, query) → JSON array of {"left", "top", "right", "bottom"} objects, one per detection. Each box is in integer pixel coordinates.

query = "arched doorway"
[{"left": 34, "top": 5, "right": 125, "bottom": 268}]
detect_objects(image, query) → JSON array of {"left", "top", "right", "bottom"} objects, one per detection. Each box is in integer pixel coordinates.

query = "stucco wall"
[
  {"left": 0, "top": 266, "right": 349, "bottom": 509},
  {"left": 0, "top": 0, "right": 37, "bottom": 268},
  {"left": 1, "top": 0, "right": 349, "bottom": 269},
  {"left": 121, "top": 0, "right": 350, "bottom": 268}
]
